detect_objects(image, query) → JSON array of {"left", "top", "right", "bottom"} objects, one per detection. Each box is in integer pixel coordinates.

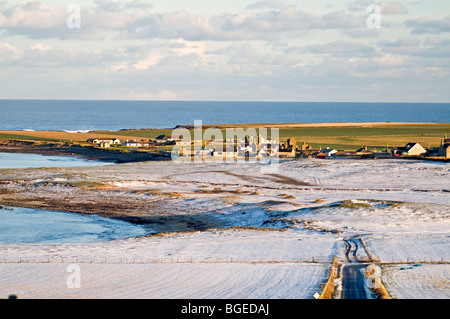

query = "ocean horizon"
[{"left": 0, "top": 99, "right": 448, "bottom": 131}]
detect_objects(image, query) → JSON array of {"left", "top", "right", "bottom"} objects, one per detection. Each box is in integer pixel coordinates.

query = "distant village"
[{"left": 86, "top": 135, "right": 450, "bottom": 160}]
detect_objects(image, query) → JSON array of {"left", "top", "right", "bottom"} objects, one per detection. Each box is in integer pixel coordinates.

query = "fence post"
[{"left": 318, "top": 257, "right": 340, "bottom": 299}]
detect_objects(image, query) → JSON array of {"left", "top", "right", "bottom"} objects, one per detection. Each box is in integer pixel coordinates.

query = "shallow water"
[
  {"left": 0, "top": 207, "right": 148, "bottom": 243},
  {"left": 0, "top": 152, "right": 110, "bottom": 169}
]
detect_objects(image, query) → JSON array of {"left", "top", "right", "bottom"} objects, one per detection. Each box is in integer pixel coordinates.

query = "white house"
[
  {"left": 87, "top": 138, "right": 121, "bottom": 144},
  {"left": 122, "top": 140, "right": 141, "bottom": 147},
  {"left": 396, "top": 143, "right": 426, "bottom": 156},
  {"left": 174, "top": 140, "right": 192, "bottom": 146},
  {"left": 320, "top": 147, "right": 338, "bottom": 157},
  {"left": 195, "top": 149, "right": 214, "bottom": 157}
]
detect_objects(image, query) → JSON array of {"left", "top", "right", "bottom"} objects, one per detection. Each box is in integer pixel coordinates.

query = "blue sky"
[{"left": 0, "top": 0, "right": 449, "bottom": 102}]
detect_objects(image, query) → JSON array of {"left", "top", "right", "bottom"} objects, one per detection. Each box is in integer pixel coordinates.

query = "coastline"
[
  {"left": 175, "top": 121, "right": 446, "bottom": 129},
  {"left": 0, "top": 122, "right": 448, "bottom": 232},
  {"left": 1, "top": 122, "right": 449, "bottom": 161},
  {"left": 0, "top": 153, "right": 448, "bottom": 299},
  {"left": 0, "top": 140, "right": 170, "bottom": 163}
]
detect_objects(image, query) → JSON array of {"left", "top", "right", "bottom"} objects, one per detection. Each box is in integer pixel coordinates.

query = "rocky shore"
[{"left": 0, "top": 179, "right": 223, "bottom": 234}]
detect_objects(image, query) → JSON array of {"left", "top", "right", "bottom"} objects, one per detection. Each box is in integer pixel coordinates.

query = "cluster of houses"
[
  {"left": 176, "top": 135, "right": 377, "bottom": 160},
  {"left": 303, "top": 139, "right": 450, "bottom": 159},
  {"left": 392, "top": 137, "right": 450, "bottom": 159},
  {"left": 86, "top": 135, "right": 176, "bottom": 148},
  {"left": 86, "top": 135, "right": 450, "bottom": 160},
  {"left": 178, "top": 134, "right": 280, "bottom": 159}
]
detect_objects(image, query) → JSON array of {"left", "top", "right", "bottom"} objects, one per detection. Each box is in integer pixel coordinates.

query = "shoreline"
[
  {"left": 1, "top": 136, "right": 448, "bottom": 164},
  {"left": 0, "top": 140, "right": 171, "bottom": 164},
  {"left": 175, "top": 121, "right": 447, "bottom": 129}
]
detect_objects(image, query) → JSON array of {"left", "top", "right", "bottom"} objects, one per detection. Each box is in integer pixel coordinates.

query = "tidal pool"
[
  {"left": 0, "top": 207, "right": 148, "bottom": 243},
  {"left": 0, "top": 152, "right": 110, "bottom": 169}
]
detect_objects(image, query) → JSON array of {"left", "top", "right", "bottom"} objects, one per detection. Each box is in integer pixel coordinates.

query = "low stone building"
[
  {"left": 279, "top": 137, "right": 297, "bottom": 157},
  {"left": 438, "top": 137, "right": 450, "bottom": 158}
]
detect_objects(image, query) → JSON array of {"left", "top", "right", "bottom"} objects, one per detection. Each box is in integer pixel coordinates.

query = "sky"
[{"left": 0, "top": 0, "right": 449, "bottom": 102}]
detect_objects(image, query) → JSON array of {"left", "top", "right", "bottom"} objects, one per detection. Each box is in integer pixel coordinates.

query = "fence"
[
  {"left": 0, "top": 255, "right": 333, "bottom": 265},
  {"left": 2, "top": 254, "right": 446, "bottom": 265},
  {"left": 318, "top": 257, "right": 340, "bottom": 299},
  {"left": 375, "top": 257, "right": 449, "bottom": 265},
  {"left": 359, "top": 234, "right": 449, "bottom": 265}
]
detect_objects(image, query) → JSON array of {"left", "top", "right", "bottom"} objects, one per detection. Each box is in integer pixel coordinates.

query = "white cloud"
[
  {"left": 372, "top": 53, "right": 407, "bottom": 66},
  {"left": 380, "top": 0, "right": 407, "bottom": 15},
  {"left": 347, "top": 0, "right": 407, "bottom": 15},
  {"left": 0, "top": 0, "right": 65, "bottom": 28},
  {"left": 0, "top": 0, "right": 449, "bottom": 102},
  {"left": 405, "top": 15, "right": 450, "bottom": 34},
  {"left": 97, "top": 88, "right": 184, "bottom": 101},
  {"left": 28, "top": 42, "right": 53, "bottom": 51},
  {"left": 246, "top": 0, "right": 284, "bottom": 10},
  {"left": 306, "top": 41, "right": 376, "bottom": 56},
  {"left": 0, "top": 2, "right": 368, "bottom": 41},
  {"left": 0, "top": 40, "right": 23, "bottom": 63}
]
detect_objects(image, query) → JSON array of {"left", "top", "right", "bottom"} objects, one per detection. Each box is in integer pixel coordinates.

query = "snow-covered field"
[
  {"left": 0, "top": 262, "right": 326, "bottom": 299},
  {"left": 0, "top": 158, "right": 449, "bottom": 299},
  {"left": 382, "top": 264, "right": 450, "bottom": 299}
]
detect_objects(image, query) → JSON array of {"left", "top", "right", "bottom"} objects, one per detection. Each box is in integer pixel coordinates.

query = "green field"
[
  {"left": 0, "top": 133, "right": 58, "bottom": 142},
  {"left": 1, "top": 123, "right": 449, "bottom": 151},
  {"left": 276, "top": 124, "right": 450, "bottom": 150},
  {"left": 95, "top": 124, "right": 449, "bottom": 151}
]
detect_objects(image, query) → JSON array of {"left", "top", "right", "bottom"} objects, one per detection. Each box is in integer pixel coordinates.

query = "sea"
[
  {"left": 0, "top": 207, "right": 147, "bottom": 243},
  {"left": 0, "top": 100, "right": 448, "bottom": 131},
  {"left": 0, "top": 152, "right": 111, "bottom": 169}
]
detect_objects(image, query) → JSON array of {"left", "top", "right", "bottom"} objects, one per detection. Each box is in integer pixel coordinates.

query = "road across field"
[
  {"left": 342, "top": 263, "right": 370, "bottom": 299},
  {"left": 341, "top": 236, "right": 372, "bottom": 299}
]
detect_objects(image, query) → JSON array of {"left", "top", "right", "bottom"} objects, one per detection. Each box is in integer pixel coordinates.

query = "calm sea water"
[
  {"left": 0, "top": 152, "right": 111, "bottom": 169},
  {"left": 0, "top": 207, "right": 147, "bottom": 243},
  {"left": 0, "top": 100, "right": 448, "bottom": 131}
]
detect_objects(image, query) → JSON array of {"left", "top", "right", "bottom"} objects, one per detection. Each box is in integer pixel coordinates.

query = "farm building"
[
  {"left": 87, "top": 138, "right": 120, "bottom": 145},
  {"left": 395, "top": 143, "right": 427, "bottom": 156},
  {"left": 122, "top": 140, "right": 141, "bottom": 147},
  {"left": 320, "top": 147, "right": 338, "bottom": 157},
  {"left": 356, "top": 146, "right": 373, "bottom": 155},
  {"left": 316, "top": 152, "right": 326, "bottom": 159},
  {"left": 279, "top": 137, "right": 297, "bottom": 158},
  {"left": 155, "top": 135, "right": 168, "bottom": 142},
  {"left": 438, "top": 137, "right": 450, "bottom": 158}
]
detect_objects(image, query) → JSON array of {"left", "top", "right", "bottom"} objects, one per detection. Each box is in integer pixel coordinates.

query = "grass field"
[
  {"left": 276, "top": 124, "right": 450, "bottom": 150},
  {"left": 0, "top": 123, "right": 449, "bottom": 151}
]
